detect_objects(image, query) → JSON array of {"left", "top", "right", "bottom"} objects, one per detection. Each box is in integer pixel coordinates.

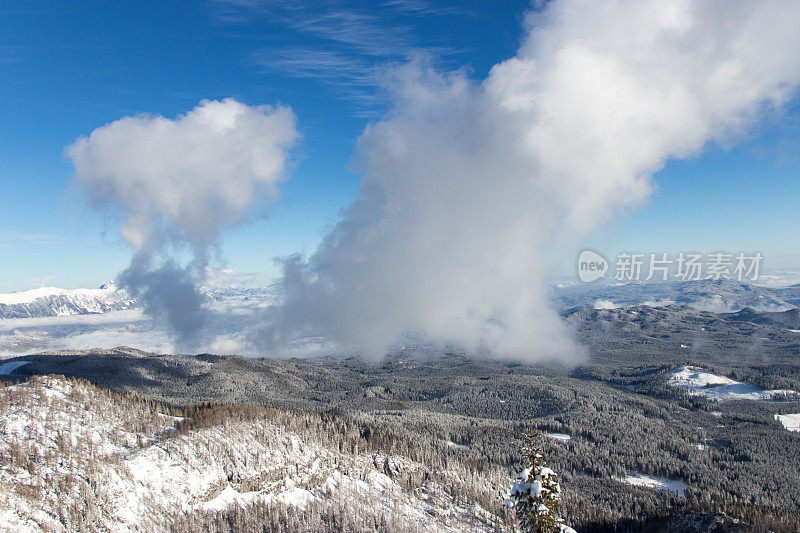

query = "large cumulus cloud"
[{"left": 256, "top": 0, "right": 800, "bottom": 361}]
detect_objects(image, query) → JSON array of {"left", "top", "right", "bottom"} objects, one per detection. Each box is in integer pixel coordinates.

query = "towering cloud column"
[
  {"left": 67, "top": 98, "right": 299, "bottom": 346},
  {"left": 259, "top": 0, "right": 800, "bottom": 361}
]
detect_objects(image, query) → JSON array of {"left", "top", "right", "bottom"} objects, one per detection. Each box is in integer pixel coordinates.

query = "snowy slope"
[
  {"left": 668, "top": 366, "right": 796, "bottom": 401},
  {"left": 775, "top": 413, "right": 800, "bottom": 432},
  {"left": 0, "top": 285, "right": 137, "bottom": 319},
  {"left": 0, "top": 360, "right": 30, "bottom": 375},
  {"left": 0, "top": 376, "right": 506, "bottom": 532}
]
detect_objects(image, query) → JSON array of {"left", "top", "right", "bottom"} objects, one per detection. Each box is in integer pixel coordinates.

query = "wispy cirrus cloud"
[
  {"left": 212, "top": 0, "right": 467, "bottom": 110},
  {"left": 381, "top": 0, "right": 474, "bottom": 17},
  {"left": 0, "top": 231, "right": 58, "bottom": 248},
  {"left": 213, "top": 0, "right": 417, "bottom": 54},
  {"left": 280, "top": 8, "right": 417, "bottom": 57},
  {"left": 252, "top": 48, "right": 377, "bottom": 87},
  {"left": 0, "top": 45, "right": 33, "bottom": 65},
  {"left": 251, "top": 48, "right": 380, "bottom": 110}
]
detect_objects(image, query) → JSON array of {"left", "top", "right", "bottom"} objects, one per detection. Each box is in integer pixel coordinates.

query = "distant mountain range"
[
  {"left": 0, "top": 284, "right": 279, "bottom": 320},
  {"left": 3, "top": 278, "right": 798, "bottom": 322},
  {"left": 0, "top": 284, "right": 137, "bottom": 319},
  {"left": 554, "top": 278, "right": 800, "bottom": 313}
]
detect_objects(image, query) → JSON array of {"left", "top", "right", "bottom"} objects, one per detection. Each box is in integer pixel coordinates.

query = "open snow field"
[
  {"left": 775, "top": 413, "right": 800, "bottom": 432},
  {"left": 668, "top": 365, "right": 796, "bottom": 401},
  {"left": 621, "top": 474, "right": 688, "bottom": 496}
]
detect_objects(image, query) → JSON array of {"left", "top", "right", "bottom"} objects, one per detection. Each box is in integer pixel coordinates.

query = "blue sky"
[{"left": 1, "top": 0, "right": 798, "bottom": 293}]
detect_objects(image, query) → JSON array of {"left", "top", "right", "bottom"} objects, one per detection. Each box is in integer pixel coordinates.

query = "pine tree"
[{"left": 506, "top": 426, "right": 574, "bottom": 533}]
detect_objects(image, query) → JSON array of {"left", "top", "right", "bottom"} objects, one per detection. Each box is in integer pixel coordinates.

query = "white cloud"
[
  {"left": 221, "top": 1, "right": 462, "bottom": 112},
  {"left": 0, "top": 309, "right": 147, "bottom": 332},
  {"left": 67, "top": 98, "right": 299, "bottom": 345},
  {"left": 67, "top": 99, "right": 298, "bottom": 255},
  {"left": 257, "top": 0, "right": 800, "bottom": 362}
]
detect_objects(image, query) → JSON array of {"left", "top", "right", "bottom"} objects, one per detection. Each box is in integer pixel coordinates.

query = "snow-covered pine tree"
[{"left": 506, "top": 426, "right": 575, "bottom": 533}]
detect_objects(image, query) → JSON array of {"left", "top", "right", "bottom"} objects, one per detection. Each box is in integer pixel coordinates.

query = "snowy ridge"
[
  {"left": 0, "top": 375, "right": 505, "bottom": 532},
  {"left": 0, "top": 285, "right": 137, "bottom": 319},
  {"left": 0, "top": 287, "right": 109, "bottom": 306}
]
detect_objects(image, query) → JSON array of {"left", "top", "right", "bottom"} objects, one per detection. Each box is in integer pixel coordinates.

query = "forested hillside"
[{"left": 3, "top": 348, "right": 800, "bottom": 531}]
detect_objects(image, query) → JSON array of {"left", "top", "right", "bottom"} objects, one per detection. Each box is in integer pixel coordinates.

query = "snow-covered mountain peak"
[
  {"left": 0, "top": 285, "right": 114, "bottom": 305},
  {"left": 0, "top": 284, "right": 137, "bottom": 319}
]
